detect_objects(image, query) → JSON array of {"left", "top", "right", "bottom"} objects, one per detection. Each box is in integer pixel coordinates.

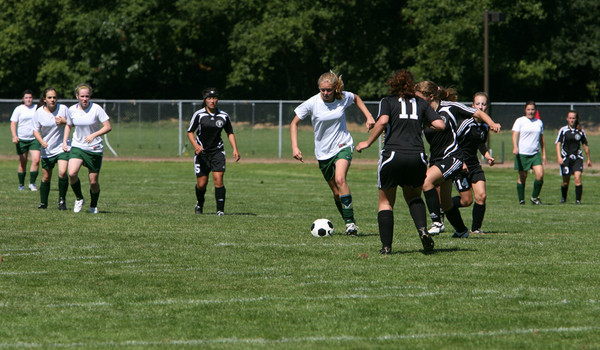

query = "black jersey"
[
  {"left": 556, "top": 126, "right": 588, "bottom": 159},
  {"left": 378, "top": 96, "right": 441, "bottom": 153},
  {"left": 187, "top": 107, "right": 234, "bottom": 152},
  {"left": 424, "top": 101, "right": 476, "bottom": 164},
  {"left": 457, "top": 122, "right": 489, "bottom": 169}
]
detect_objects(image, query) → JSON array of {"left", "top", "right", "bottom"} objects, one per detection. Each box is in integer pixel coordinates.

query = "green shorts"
[
  {"left": 318, "top": 146, "right": 353, "bottom": 181},
  {"left": 70, "top": 147, "right": 103, "bottom": 173},
  {"left": 16, "top": 139, "right": 41, "bottom": 155},
  {"left": 41, "top": 152, "right": 70, "bottom": 170},
  {"left": 514, "top": 153, "right": 543, "bottom": 171}
]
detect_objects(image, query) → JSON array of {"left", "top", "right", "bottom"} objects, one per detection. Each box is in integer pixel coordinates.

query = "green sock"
[
  {"left": 18, "top": 172, "right": 25, "bottom": 186},
  {"left": 58, "top": 176, "right": 69, "bottom": 201},
  {"left": 29, "top": 171, "right": 39, "bottom": 184},
  {"left": 516, "top": 183, "right": 525, "bottom": 201},
  {"left": 71, "top": 179, "right": 84, "bottom": 200},
  {"left": 340, "top": 194, "right": 355, "bottom": 224},
  {"left": 40, "top": 181, "right": 51, "bottom": 205},
  {"left": 532, "top": 179, "right": 543, "bottom": 199}
]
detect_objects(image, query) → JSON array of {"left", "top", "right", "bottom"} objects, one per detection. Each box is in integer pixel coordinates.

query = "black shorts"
[
  {"left": 431, "top": 157, "right": 463, "bottom": 180},
  {"left": 560, "top": 156, "right": 584, "bottom": 176},
  {"left": 378, "top": 150, "right": 427, "bottom": 189},
  {"left": 453, "top": 166, "right": 486, "bottom": 192},
  {"left": 194, "top": 150, "right": 226, "bottom": 177}
]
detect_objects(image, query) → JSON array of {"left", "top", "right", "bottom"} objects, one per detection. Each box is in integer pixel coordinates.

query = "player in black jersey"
[
  {"left": 187, "top": 88, "right": 240, "bottom": 215},
  {"left": 452, "top": 92, "right": 495, "bottom": 234},
  {"left": 555, "top": 110, "right": 592, "bottom": 204},
  {"left": 356, "top": 70, "right": 445, "bottom": 254},
  {"left": 415, "top": 82, "right": 500, "bottom": 238}
]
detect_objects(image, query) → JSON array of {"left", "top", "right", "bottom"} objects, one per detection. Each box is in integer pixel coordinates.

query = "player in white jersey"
[
  {"left": 32, "top": 87, "right": 70, "bottom": 210},
  {"left": 512, "top": 101, "right": 545, "bottom": 205},
  {"left": 63, "top": 84, "right": 112, "bottom": 214},
  {"left": 10, "top": 89, "right": 40, "bottom": 191},
  {"left": 290, "top": 71, "right": 375, "bottom": 235}
]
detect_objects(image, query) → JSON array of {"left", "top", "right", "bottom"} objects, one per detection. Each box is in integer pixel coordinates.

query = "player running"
[{"left": 10, "top": 89, "right": 40, "bottom": 191}]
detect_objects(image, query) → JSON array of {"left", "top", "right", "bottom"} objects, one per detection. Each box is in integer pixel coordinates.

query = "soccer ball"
[{"left": 310, "top": 218, "right": 334, "bottom": 237}]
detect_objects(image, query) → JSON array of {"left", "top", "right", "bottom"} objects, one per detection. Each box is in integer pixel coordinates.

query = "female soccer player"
[
  {"left": 356, "top": 70, "right": 444, "bottom": 253},
  {"left": 32, "top": 87, "right": 70, "bottom": 210},
  {"left": 63, "top": 83, "right": 112, "bottom": 214},
  {"left": 290, "top": 71, "right": 375, "bottom": 235},
  {"left": 452, "top": 92, "right": 496, "bottom": 234},
  {"left": 187, "top": 88, "right": 240, "bottom": 215},
  {"left": 556, "top": 110, "right": 592, "bottom": 204},
  {"left": 512, "top": 101, "right": 545, "bottom": 205},
  {"left": 10, "top": 89, "right": 40, "bottom": 191},
  {"left": 415, "top": 82, "right": 500, "bottom": 238}
]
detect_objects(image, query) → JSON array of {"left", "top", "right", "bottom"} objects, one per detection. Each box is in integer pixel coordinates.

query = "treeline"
[{"left": 1, "top": 0, "right": 599, "bottom": 102}]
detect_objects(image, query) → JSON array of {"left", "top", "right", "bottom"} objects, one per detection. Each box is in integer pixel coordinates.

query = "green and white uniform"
[
  {"left": 33, "top": 104, "right": 70, "bottom": 158},
  {"left": 67, "top": 102, "right": 109, "bottom": 153}
]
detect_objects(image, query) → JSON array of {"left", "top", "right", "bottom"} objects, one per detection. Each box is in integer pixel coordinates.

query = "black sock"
[
  {"left": 58, "top": 176, "right": 68, "bottom": 201},
  {"left": 575, "top": 185, "right": 582, "bottom": 202},
  {"left": 561, "top": 185, "right": 568, "bottom": 200},
  {"left": 195, "top": 186, "right": 206, "bottom": 209},
  {"left": 423, "top": 188, "right": 442, "bottom": 222},
  {"left": 452, "top": 196, "right": 462, "bottom": 209},
  {"left": 215, "top": 186, "right": 226, "bottom": 212},
  {"left": 472, "top": 203, "right": 486, "bottom": 231},
  {"left": 408, "top": 197, "right": 427, "bottom": 230},
  {"left": 378, "top": 210, "right": 394, "bottom": 249},
  {"left": 445, "top": 205, "right": 467, "bottom": 232},
  {"left": 90, "top": 188, "right": 100, "bottom": 208},
  {"left": 71, "top": 179, "right": 84, "bottom": 200}
]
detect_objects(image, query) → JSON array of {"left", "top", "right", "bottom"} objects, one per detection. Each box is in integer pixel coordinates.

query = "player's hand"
[
  {"left": 487, "top": 157, "right": 495, "bottom": 166},
  {"left": 490, "top": 122, "right": 501, "bottom": 133},
  {"left": 84, "top": 134, "right": 96, "bottom": 143},
  {"left": 41, "top": 141, "right": 48, "bottom": 149},
  {"left": 356, "top": 141, "right": 369, "bottom": 153},
  {"left": 365, "top": 117, "right": 376, "bottom": 131},
  {"left": 292, "top": 148, "right": 303, "bottom": 162},
  {"left": 233, "top": 151, "right": 240, "bottom": 162},
  {"left": 588, "top": 160, "right": 592, "bottom": 168},
  {"left": 12, "top": 136, "right": 19, "bottom": 143},
  {"left": 194, "top": 144, "right": 203, "bottom": 155},
  {"left": 512, "top": 147, "right": 519, "bottom": 156}
]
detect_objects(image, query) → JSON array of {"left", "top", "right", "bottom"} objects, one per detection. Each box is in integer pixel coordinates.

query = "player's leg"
[
  {"left": 423, "top": 166, "right": 444, "bottom": 234},
  {"left": 17, "top": 150, "right": 28, "bottom": 190},
  {"left": 574, "top": 171, "right": 583, "bottom": 203},
  {"left": 333, "top": 158, "right": 357, "bottom": 234},
  {"left": 38, "top": 159, "right": 53, "bottom": 209},
  {"left": 212, "top": 171, "right": 226, "bottom": 215},
  {"left": 378, "top": 187, "right": 396, "bottom": 254},
  {"left": 531, "top": 164, "right": 544, "bottom": 204},
  {"left": 57, "top": 157, "right": 69, "bottom": 210},
  {"left": 471, "top": 180, "right": 487, "bottom": 233},
  {"left": 403, "top": 185, "right": 434, "bottom": 251},
  {"left": 68, "top": 156, "right": 86, "bottom": 212},
  {"left": 440, "top": 180, "right": 468, "bottom": 237},
  {"left": 88, "top": 171, "right": 100, "bottom": 213},
  {"left": 28, "top": 149, "right": 41, "bottom": 190},
  {"left": 517, "top": 170, "right": 527, "bottom": 204},
  {"left": 560, "top": 174, "right": 571, "bottom": 203}
]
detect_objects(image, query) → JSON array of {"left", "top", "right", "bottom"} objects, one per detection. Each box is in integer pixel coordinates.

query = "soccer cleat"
[
  {"left": 419, "top": 229, "right": 434, "bottom": 252},
  {"left": 216, "top": 211, "right": 225, "bottom": 216},
  {"left": 530, "top": 197, "right": 542, "bottom": 205},
  {"left": 471, "top": 229, "right": 484, "bottom": 235},
  {"left": 575, "top": 200, "right": 581, "bottom": 205},
  {"left": 452, "top": 229, "right": 470, "bottom": 238},
  {"left": 73, "top": 198, "right": 85, "bottom": 213},
  {"left": 428, "top": 221, "right": 445, "bottom": 235},
  {"left": 195, "top": 205, "right": 203, "bottom": 214},
  {"left": 379, "top": 246, "right": 391, "bottom": 255},
  {"left": 519, "top": 200, "right": 525, "bottom": 205},
  {"left": 28, "top": 184, "right": 38, "bottom": 191},
  {"left": 345, "top": 222, "right": 359, "bottom": 236},
  {"left": 38, "top": 203, "right": 47, "bottom": 209},
  {"left": 90, "top": 207, "right": 99, "bottom": 214},
  {"left": 18, "top": 185, "right": 25, "bottom": 191},
  {"left": 560, "top": 198, "right": 566, "bottom": 204},
  {"left": 58, "top": 200, "right": 67, "bottom": 211}
]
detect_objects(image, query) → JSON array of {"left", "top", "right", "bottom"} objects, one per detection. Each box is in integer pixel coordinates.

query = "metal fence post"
[{"left": 278, "top": 101, "right": 283, "bottom": 159}]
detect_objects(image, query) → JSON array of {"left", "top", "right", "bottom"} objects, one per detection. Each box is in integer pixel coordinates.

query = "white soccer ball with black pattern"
[{"left": 310, "top": 218, "right": 334, "bottom": 237}]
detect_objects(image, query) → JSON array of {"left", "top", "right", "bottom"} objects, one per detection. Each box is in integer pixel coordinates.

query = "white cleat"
[
  {"left": 345, "top": 222, "right": 359, "bottom": 236},
  {"left": 74, "top": 198, "right": 85, "bottom": 213},
  {"left": 428, "top": 222, "right": 445, "bottom": 235},
  {"left": 90, "top": 207, "right": 99, "bottom": 214},
  {"left": 28, "top": 184, "right": 38, "bottom": 191}
]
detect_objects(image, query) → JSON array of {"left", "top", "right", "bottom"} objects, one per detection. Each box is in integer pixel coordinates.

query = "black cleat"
[
  {"left": 519, "top": 200, "right": 525, "bottom": 205},
  {"left": 530, "top": 197, "right": 542, "bottom": 205},
  {"left": 58, "top": 200, "right": 67, "bottom": 211},
  {"left": 194, "top": 205, "right": 203, "bottom": 214},
  {"left": 560, "top": 197, "right": 566, "bottom": 204},
  {"left": 379, "top": 246, "right": 391, "bottom": 255},
  {"left": 38, "top": 203, "right": 47, "bottom": 209},
  {"left": 419, "top": 229, "right": 434, "bottom": 252}
]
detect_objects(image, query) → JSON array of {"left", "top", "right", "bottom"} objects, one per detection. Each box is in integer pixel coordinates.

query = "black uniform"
[
  {"left": 556, "top": 125, "right": 588, "bottom": 175},
  {"left": 454, "top": 121, "right": 490, "bottom": 191},
  {"left": 377, "top": 96, "right": 441, "bottom": 189},
  {"left": 187, "top": 107, "right": 234, "bottom": 176}
]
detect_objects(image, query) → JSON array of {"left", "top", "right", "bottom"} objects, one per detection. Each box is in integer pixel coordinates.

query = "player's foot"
[
  {"left": 90, "top": 207, "right": 99, "bottom": 214},
  {"left": 419, "top": 228, "right": 434, "bottom": 252},
  {"left": 519, "top": 200, "right": 525, "bottom": 205},
  {"left": 195, "top": 205, "right": 203, "bottom": 214},
  {"left": 18, "top": 185, "right": 25, "bottom": 191},
  {"left": 471, "top": 229, "right": 484, "bottom": 235},
  {"left": 530, "top": 197, "right": 542, "bottom": 205},
  {"left": 575, "top": 200, "right": 581, "bottom": 205},
  {"left": 73, "top": 198, "right": 85, "bottom": 213},
  {"left": 58, "top": 200, "right": 67, "bottom": 211},
  {"left": 428, "top": 221, "right": 445, "bottom": 235},
  {"left": 28, "top": 184, "right": 38, "bottom": 191},
  {"left": 452, "top": 229, "right": 470, "bottom": 238},
  {"left": 379, "top": 246, "right": 391, "bottom": 255},
  {"left": 216, "top": 211, "right": 225, "bottom": 216},
  {"left": 345, "top": 222, "right": 358, "bottom": 236},
  {"left": 38, "top": 203, "right": 47, "bottom": 209},
  {"left": 560, "top": 197, "right": 566, "bottom": 204}
]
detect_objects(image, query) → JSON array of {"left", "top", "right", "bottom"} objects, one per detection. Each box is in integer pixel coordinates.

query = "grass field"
[{"left": 1, "top": 155, "right": 599, "bottom": 348}]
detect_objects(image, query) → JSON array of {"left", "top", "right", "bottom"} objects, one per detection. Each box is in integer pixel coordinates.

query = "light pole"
[{"left": 483, "top": 10, "right": 505, "bottom": 96}]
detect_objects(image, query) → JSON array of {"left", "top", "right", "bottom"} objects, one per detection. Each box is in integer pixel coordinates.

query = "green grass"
[{"left": 1, "top": 158, "right": 599, "bottom": 349}]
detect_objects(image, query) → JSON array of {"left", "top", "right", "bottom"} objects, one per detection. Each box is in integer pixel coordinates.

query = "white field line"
[{"left": 0, "top": 326, "right": 595, "bottom": 348}]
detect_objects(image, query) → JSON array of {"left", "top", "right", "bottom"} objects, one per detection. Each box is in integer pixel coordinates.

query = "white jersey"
[
  {"left": 67, "top": 102, "right": 110, "bottom": 153},
  {"left": 294, "top": 91, "right": 355, "bottom": 160},
  {"left": 512, "top": 116, "right": 543, "bottom": 155},
  {"left": 10, "top": 104, "right": 37, "bottom": 140},
  {"left": 33, "top": 104, "right": 70, "bottom": 158}
]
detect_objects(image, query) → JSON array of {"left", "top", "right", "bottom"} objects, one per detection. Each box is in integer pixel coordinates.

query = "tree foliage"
[{"left": 0, "top": 0, "right": 598, "bottom": 101}]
